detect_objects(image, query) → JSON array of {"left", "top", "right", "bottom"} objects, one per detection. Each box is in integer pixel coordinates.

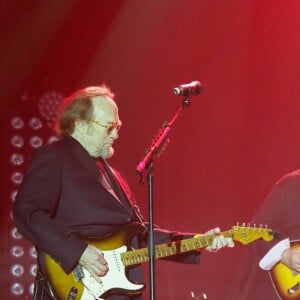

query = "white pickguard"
[{"left": 79, "top": 245, "right": 144, "bottom": 300}]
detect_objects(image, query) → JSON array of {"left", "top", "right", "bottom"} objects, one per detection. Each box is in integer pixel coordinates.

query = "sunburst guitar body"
[
  {"left": 270, "top": 241, "right": 300, "bottom": 299},
  {"left": 40, "top": 222, "right": 276, "bottom": 300}
]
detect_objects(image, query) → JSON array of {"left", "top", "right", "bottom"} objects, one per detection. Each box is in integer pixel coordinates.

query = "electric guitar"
[
  {"left": 41, "top": 222, "right": 276, "bottom": 300},
  {"left": 270, "top": 241, "right": 300, "bottom": 300}
]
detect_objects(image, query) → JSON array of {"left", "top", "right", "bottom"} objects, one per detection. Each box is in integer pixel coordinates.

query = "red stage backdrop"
[{"left": 1, "top": 1, "right": 300, "bottom": 299}]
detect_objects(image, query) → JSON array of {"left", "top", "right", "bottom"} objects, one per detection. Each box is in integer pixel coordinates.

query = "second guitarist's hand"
[
  {"left": 281, "top": 247, "right": 300, "bottom": 272},
  {"left": 79, "top": 245, "right": 109, "bottom": 283}
]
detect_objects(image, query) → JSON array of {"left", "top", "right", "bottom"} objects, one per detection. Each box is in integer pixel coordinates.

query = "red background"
[{"left": 1, "top": 1, "right": 300, "bottom": 299}]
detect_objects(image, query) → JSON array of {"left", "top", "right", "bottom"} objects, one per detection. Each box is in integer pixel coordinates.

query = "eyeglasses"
[{"left": 91, "top": 119, "right": 122, "bottom": 134}]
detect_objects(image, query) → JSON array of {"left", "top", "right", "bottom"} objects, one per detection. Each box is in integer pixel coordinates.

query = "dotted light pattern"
[
  {"left": 8, "top": 91, "right": 62, "bottom": 298},
  {"left": 38, "top": 90, "right": 63, "bottom": 127}
]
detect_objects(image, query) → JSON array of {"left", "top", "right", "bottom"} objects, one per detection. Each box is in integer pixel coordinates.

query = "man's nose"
[{"left": 111, "top": 128, "right": 119, "bottom": 139}]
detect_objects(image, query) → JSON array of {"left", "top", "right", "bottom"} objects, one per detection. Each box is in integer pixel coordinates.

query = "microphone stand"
[{"left": 136, "top": 96, "right": 193, "bottom": 300}]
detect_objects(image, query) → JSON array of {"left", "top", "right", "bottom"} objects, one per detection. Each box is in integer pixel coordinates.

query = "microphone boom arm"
[{"left": 136, "top": 97, "right": 191, "bottom": 173}]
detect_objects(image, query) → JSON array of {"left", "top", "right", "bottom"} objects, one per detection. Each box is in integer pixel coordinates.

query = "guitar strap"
[
  {"left": 100, "top": 158, "right": 146, "bottom": 226},
  {"left": 33, "top": 270, "right": 57, "bottom": 300}
]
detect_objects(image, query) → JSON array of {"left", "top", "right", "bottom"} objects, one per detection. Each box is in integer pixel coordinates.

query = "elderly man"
[{"left": 13, "top": 85, "right": 234, "bottom": 300}]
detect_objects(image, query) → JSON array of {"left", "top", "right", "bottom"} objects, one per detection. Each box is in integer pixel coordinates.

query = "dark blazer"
[
  {"left": 13, "top": 136, "right": 200, "bottom": 277},
  {"left": 14, "top": 136, "right": 140, "bottom": 272},
  {"left": 229, "top": 170, "right": 300, "bottom": 300}
]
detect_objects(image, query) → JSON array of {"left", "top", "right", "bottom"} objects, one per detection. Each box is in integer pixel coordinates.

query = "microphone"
[{"left": 173, "top": 81, "right": 202, "bottom": 96}]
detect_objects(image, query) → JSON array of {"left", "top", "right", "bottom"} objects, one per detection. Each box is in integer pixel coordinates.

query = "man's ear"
[{"left": 74, "top": 120, "right": 88, "bottom": 133}]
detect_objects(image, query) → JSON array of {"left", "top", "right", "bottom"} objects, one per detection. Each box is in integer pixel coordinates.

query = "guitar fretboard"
[{"left": 121, "top": 231, "right": 233, "bottom": 266}]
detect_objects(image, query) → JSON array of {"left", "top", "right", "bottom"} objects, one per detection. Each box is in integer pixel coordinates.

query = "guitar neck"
[{"left": 121, "top": 231, "right": 233, "bottom": 266}]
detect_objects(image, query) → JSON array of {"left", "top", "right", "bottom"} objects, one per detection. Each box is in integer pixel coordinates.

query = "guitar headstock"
[{"left": 231, "top": 223, "right": 278, "bottom": 245}]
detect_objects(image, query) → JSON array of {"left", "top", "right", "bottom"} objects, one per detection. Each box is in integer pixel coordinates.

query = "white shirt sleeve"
[{"left": 259, "top": 238, "right": 290, "bottom": 270}]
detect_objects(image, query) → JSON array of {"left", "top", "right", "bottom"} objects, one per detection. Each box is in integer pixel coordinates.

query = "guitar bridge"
[{"left": 73, "top": 265, "right": 85, "bottom": 282}]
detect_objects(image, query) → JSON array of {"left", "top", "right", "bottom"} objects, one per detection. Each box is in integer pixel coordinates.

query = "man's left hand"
[{"left": 196, "top": 227, "right": 235, "bottom": 252}]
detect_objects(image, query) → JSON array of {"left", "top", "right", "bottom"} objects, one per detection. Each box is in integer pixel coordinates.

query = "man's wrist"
[{"left": 280, "top": 248, "right": 290, "bottom": 265}]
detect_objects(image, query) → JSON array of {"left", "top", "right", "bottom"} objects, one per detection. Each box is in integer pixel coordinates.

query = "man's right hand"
[
  {"left": 79, "top": 245, "right": 109, "bottom": 283},
  {"left": 281, "top": 248, "right": 300, "bottom": 272}
]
